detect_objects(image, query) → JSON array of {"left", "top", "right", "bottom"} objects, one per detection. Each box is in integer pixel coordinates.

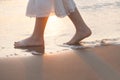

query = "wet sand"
[
  {"left": 0, "top": 0, "right": 120, "bottom": 53},
  {"left": 0, "top": 45, "right": 120, "bottom": 80},
  {"left": 0, "top": 0, "right": 120, "bottom": 80}
]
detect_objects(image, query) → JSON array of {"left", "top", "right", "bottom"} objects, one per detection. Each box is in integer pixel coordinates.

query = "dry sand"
[{"left": 0, "top": 45, "right": 120, "bottom": 80}]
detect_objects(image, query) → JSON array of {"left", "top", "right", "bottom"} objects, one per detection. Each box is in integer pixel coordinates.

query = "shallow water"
[{"left": 0, "top": 0, "right": 120, "bottom": 57}]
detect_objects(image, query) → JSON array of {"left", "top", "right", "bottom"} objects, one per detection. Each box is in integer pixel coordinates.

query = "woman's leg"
[
  {"left": 14, "top": 17, "right": 48, "bottom": 48},
  {"left": 66, "top": 8, "right": 92, "bottom": 45}
]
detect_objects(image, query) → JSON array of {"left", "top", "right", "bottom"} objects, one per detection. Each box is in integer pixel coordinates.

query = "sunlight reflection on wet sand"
[{"left": 0, "top": 0, "right": 120, "bottom": 57}]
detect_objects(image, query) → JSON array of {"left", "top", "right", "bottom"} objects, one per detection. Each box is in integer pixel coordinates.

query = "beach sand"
[
  {"left": 0, "top": 0, "right": 120, "bottom": 80},
  {"left": 0, "top": 45, "right": 120, "bottom": 80}
]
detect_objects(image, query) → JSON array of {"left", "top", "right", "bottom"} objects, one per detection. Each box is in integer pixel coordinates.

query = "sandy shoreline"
[
  {"left": 0, "top": 45, "right": 120, "bottom": 80},
  {"left": 0, "top": 0, "right": 120, "bottom": 80}
]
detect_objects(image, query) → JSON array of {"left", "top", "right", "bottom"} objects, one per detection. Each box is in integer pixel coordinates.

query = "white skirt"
[{"left": 26, "top": 0, "right": 76, "bottom": 17}]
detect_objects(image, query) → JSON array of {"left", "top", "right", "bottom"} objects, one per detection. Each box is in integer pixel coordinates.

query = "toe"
[
  {"left": 65, "top": 41, "right": 80, "bottom": 45},
  {"left": 14, "top": 42, "right": 20, "bottom": 47},
  {"left": 14, "top": 42, "right": 18, "bottom": 47}
]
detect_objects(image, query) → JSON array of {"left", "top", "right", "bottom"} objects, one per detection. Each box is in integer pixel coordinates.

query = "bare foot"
[
  {"left": 66, "top": 27, "right": 92, "bottom": 45},
  {"left": 14, "top": 37, "right": 44, "bottom": 48}
]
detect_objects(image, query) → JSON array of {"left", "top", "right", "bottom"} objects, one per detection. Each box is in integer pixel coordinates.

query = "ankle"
[
  {"left": 29, "top": 36, "right": 44, "bottom": 43},
  {"left": 76, "top": 27, "right": 92, "bottom": 36}
]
